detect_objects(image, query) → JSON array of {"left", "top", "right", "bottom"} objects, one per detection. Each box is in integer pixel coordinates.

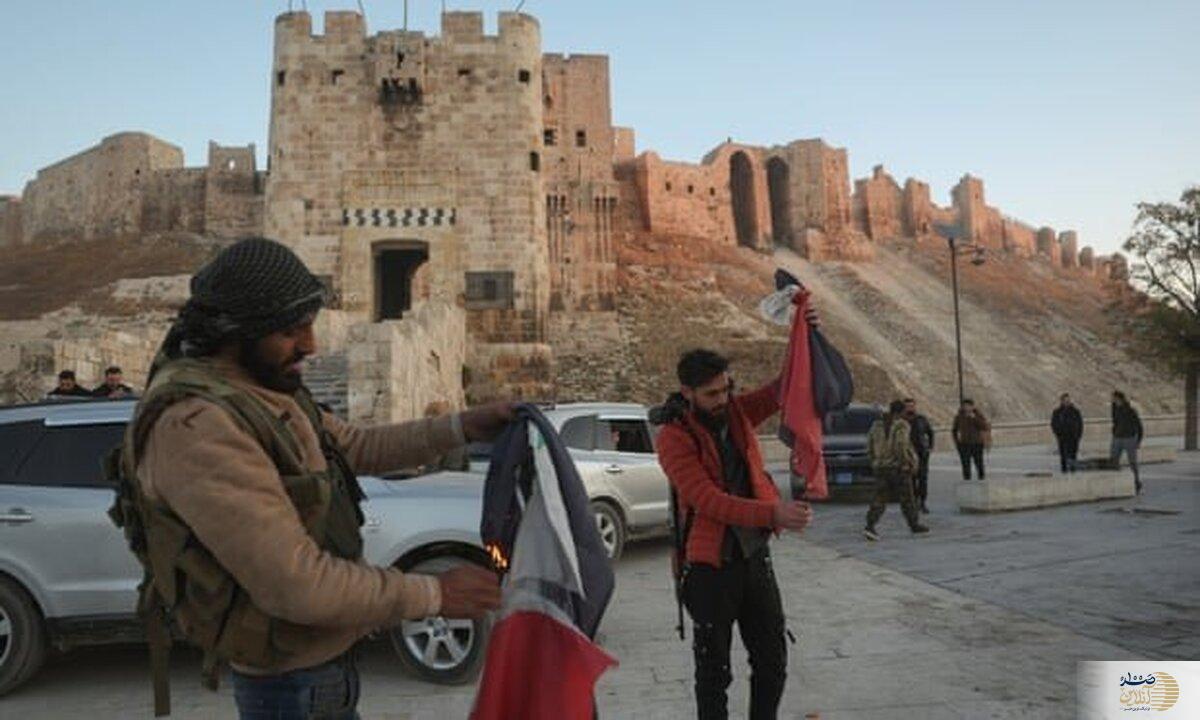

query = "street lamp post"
[
  {"left": 949, "top": 234, "right": 966, "bottom": 405},
  {"left": 936, "top": 223, "right": 984, "bottom": 407}
]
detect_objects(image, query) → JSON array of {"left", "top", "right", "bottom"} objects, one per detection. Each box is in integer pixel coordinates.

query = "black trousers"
[
  {"left": 913, "top": 452, "right": 930, "bottom": 503},
  {"left": 1056, "top": 436, "right": 1080, "bottom": 473},
  {"left": 957, "top": 443, "right": 985, "bottom": 480},
  {"left": 682, "top": 549, "right": 787, "bottom": 720}
]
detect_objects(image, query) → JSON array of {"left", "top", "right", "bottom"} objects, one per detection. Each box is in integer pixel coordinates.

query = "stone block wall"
[
  {"left": 204, "top": 142, "right": 265, "bottom": 239},
  {"left": 1079, "top": 245, "right": 1096, "bottom": 270},
  {"left": 1060, "top": 231, "right": 1079, "bottom": 267},
  {"left": 631, "top": 151, "right": 734, "bottom": 242},
  {"left": 853, "top": 165, "right": 902, "bottom": 241},
  {"left": 1002, "top": 219, "right": 1037, "bottom": 257},
  {"left": 0, "top": 328, "right": 161, "bottom": 404},
  {"left": 542, "top": 53, "right": 620, "bottom": 312},
  {"left": 141, "top": 167, "right": 207, "bottom": 234},
  {"left": 901, "top": 179, "right": 933, "bottom": 236},
  {"left": 613, "top": 127, "right": 636, "bottom": 163},
  {"left": 770, "top": 139, "right": 854, "bottom": 241},
  {"left": 1037, "top": 226, "right": 1061, "bottom": 266},
  {"left": 346, "top": 302, "right": 466, "bottom": 424},
  {"left": 0, "top": 196, "right": 22, "bottom": 247},
  {"left": 21, "top": 132, "right": 186, "bottom": 242},
  {"left": 265, "top": 10, "right": 551, "bottom": 400}
]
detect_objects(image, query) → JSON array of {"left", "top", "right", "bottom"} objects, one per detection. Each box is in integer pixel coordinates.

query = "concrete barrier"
[
  {"left": 1075, "top": 443, "right": 1176, "bottom": 468},
  {"left": 957, "top": 470, "right": 1135, "bottom": 513}
]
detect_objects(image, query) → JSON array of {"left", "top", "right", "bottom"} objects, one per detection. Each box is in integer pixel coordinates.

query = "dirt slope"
[{"left": 613, "top": 233, "right": 1177, "bottom": 425}]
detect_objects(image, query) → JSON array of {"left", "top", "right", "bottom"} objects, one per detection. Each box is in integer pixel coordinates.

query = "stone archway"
[
  {"left": 767, "top": 157, "right": 792, "bottom": 246},
  {"left": 730, "top": 151, "right": 758, "bottom": 248}
]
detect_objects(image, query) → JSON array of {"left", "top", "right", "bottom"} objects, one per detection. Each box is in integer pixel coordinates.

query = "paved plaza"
[{"left": 3, "top": 444, "right": 1195, "bottom": 719}]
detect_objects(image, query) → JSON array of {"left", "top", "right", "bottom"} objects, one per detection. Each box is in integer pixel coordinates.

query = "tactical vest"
[
  {"left": 868, "top": 416, "right": 907, "bottom": 473},
  {"left": 107, "top": 358, "right": 366, "bottom": 716}
]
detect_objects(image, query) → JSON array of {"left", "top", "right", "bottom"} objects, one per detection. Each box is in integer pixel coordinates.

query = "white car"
[
  {"left": 0, "top": 399, "right": 492, "bottom": 695},
  {"left": 469, "top": 403, "right": 671, "bottom": 560}
]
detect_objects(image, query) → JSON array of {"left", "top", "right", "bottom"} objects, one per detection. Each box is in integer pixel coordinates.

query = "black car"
[{"left": 783, "top": 403, "right": 882, "bottom": 501}]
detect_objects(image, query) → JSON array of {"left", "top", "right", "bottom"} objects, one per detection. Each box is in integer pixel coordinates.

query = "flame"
[{"left": 486, "top": 543, "right": 509, "bottom": 571}]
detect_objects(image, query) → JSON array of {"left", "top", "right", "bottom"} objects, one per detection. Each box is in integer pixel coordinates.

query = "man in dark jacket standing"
[
  {"left": 656, "top": 348, "right": 814, "bottom": 720},
  {"left": 92, "top": 365, "right": 135, "bottom": 399},
  {"left": 1110, "top": 391, "right": 1144, "bottom": 494},
  {"left": 1050, "top": 393, "right": 1084, "bottom": 473},
  {"left": 952, "top": 399, "right": 990, "bottom": 480},
  {"left": 47, "top": 370, "right": 93, "bottom": 399},
  {"left": 903, "top": 398, "right": 935, "bottom": 513}
]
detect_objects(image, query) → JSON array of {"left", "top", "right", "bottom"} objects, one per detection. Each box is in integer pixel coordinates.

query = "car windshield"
[{"left": 825, "top": 410, "right": 876, "bottom": 435}]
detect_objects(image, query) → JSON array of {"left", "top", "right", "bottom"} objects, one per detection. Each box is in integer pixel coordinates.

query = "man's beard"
[
  {"left": 696, "top": 404, "right": 729, "bottom": 429},
  {"left": 239, "top": 338, "right": 304, "bottom": 393}
]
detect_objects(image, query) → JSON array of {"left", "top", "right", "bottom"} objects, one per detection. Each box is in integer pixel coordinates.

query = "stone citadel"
[{"left": 0, "top": 9, "right": 1131, "bottom": 416}]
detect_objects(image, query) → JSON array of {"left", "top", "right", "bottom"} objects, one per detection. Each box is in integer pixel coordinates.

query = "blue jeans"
[{"left": 232, "top": 653, "right": 361, "bottom": 720}]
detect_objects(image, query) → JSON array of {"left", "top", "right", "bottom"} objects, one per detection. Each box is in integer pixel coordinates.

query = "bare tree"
[{"left": 1122, "top": 186, "right": 1200, "bottom": 450}]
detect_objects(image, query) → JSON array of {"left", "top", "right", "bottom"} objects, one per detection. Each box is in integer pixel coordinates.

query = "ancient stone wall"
[
  {"left": 265, "top": 10, "right": 551, "bottom": 400},
  {"left": 613, "top": 127, "right": 636, "bottom": 163},
  {"left": 204, "top": 142, "right": 265, "bottom": 239},
  {"left": 853, "top": 165, "right": 902, "bottom": 241},
  {"left": 1060, "top": 230, "right": 1079, "bottom": 267},
  {"left": 630, "top": 142, "right": 772, "bottom": 251},
  {"left": 140, "top": 168, "right": 207, "bottom": 234},
  {"left": 1002, "top": 218, "right": 1037, "bottom": 257},
  {"left": 1079, "top": 246, "right": 1096, "bottom": 271},
  {"left": 346, "top": 302, "right": 466, "bottom": 423},
  {"left": 542, "top": 53, "right": 619, "bottom": 312},
  {"left": 1036, "top": 226, "right": 1061, "bottom": 266},
  {"left": 901, "top": 179, "right": 933, "bottom": 237},
  {"left": 0, "top": 196, "right": 22, "bottom": 247},
  {"left": 630, "top": 151, "right": 733, "bottom": 242},
  {"left": 770, "top": 139, "right": 854, "bottom": 241},
  {"left": 21, "top": 132, "right": 185, "bottom": 242}
]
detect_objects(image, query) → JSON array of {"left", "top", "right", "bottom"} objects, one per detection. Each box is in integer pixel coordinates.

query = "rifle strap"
[{"left": 145, "top": 593, "right": 172, "bottom": 717}]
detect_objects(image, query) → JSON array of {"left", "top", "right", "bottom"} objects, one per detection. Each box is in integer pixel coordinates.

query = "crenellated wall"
[{"left": 265, "top": 10, "right": 551, "bottom": 400}]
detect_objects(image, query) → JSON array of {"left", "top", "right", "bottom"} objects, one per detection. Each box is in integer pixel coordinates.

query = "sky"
[{"left": 2, "top": 0, "right": 1197, "bottom": 254}]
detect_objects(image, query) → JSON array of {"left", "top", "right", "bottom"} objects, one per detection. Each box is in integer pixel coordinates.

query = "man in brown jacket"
[
  {"left": 951, "top": 399, "right": 991, "bottom": 480},
  {"left": 134, "top": 238, "right": 505, "bottom": 719}
]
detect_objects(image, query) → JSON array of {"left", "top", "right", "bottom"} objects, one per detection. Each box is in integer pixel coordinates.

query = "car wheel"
[
  {"left": 389, "top": 555, "right": 491, "bottom": 685},
  {"left": 590, "top": 500, "right": 625, "bottom": 561},
  {"left": 0, "top": 576, "right": 47, "bottom": 696}
]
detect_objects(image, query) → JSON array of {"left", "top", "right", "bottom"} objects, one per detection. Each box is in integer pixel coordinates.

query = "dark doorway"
[
  {"left": 374, "top": 242, "right": 428, "bottom": 320},
  {"left": 730, "top": 151, "right": 758, "bottom": 247},
  {"left": 767, "top": 157, "right": 793, "bottom": 246}
]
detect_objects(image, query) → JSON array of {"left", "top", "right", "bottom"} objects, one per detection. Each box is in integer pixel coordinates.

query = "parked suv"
[
  {"left": 468, "top": 403, "right": 671, "bottom": 561},
  {"left": 543, "top": 403, "right": 670, "bottom": 561},
  {"left": 0, "top": 398, "right": 494, "bottom": 696},
  {"left": 821, "top": 403, "right": 883, "bottom": 499}
]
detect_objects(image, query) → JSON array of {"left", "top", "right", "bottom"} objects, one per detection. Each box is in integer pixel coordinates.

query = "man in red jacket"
[{"left": 656, "top": 349, "right": 814, "bottom": 720}]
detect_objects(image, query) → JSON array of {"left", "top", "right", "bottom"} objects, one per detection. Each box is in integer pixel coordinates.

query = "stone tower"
[{"left": 264, "top": 10, "right": 551, "bottom": 398}]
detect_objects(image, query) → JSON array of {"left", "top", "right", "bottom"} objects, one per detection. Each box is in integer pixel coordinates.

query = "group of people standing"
[
  {"left": 45, "top": 366, "right": 135, "bottom": 400},
  {"left": 1052, "top": 391, "right": 1145, "bottom": 492},
  {"left": 865, "top": 390, "right": 1149, "bottom": 540}
]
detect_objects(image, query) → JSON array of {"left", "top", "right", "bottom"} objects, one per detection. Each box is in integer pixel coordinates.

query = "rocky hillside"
[
  {"left": 613, "top": 232, "right": 1178, "bottom": 425},
  {"left": 0, "top": 229, "right": 1178, "bottom": 423}
]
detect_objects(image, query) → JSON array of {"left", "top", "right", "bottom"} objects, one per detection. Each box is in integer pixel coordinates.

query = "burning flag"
[{"left": 472, "top": 405, "right": 617, "bottom": 720}]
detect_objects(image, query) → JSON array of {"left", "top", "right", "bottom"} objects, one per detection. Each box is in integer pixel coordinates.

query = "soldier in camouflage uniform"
[{"left": 863, "top": 400, "right": 930, "bottom": 541}]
